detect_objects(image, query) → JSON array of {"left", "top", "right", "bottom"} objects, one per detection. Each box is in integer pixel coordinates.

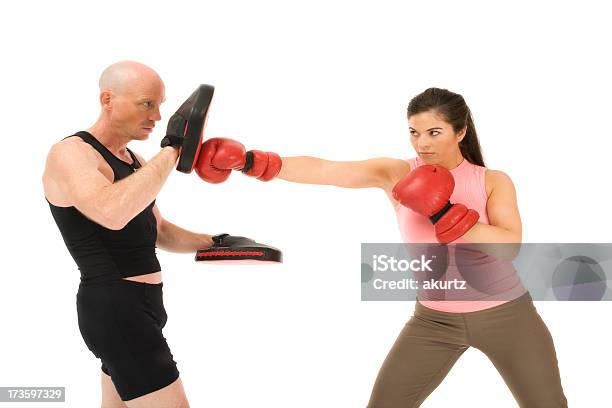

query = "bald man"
[{"left": 43, "top": 61, "right": 212, "bottom": 408}]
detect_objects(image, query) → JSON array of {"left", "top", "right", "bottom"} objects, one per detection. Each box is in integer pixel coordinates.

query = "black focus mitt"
[
  {"left": 161, "top": 84, "right": 214, "bottom": 173},
  {"left": 195, "top": 234, "right": 282, "bottom": 263}
]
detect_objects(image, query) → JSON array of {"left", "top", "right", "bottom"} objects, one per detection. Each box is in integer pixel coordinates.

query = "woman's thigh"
[{"left": 368, "top": 311, "right": 469, "bottom": 408}]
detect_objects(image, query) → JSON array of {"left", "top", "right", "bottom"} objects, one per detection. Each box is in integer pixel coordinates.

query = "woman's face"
[{"left": 408, "top": 110, "right": 465, "bottom": 164}]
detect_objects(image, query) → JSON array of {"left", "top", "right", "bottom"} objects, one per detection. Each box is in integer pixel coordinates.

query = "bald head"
[
  {"left": 94, "top": 61, "right": 165, "bottom": 141},
  {"left": 99, "top": 61, "right": 162, "bottom": 95}
]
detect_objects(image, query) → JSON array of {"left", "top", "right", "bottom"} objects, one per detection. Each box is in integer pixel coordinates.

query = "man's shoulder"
[
  {"left": 55, "top": 134, "right": 86, "bottom": 147},
  {"left": 50, "top": 135, "right": 93, "bottom": 157},
  {"left": 46, "top": 135, "right": 102, "bottom": 174}
]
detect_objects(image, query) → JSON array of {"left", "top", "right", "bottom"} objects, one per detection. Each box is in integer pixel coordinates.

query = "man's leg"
[
  {"left": 125, "top": 377, "right": 189, "bottom": 408},
  {"left": 101, "top": 370, "right": 127, "bottom": 408}
]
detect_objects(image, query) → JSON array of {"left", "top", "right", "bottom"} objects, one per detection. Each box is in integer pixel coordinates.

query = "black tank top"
[{"left": 47, "top": 131, "right": 161, "bottom": 284}]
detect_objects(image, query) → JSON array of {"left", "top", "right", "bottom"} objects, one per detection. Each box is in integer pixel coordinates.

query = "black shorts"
[{"left": 76, "top": 279, "right": 180, "bottom": 401}]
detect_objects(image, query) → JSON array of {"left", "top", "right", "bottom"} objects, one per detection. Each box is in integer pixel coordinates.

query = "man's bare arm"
[
  {"left": 152, "top": 205, "right": 213, "bottom": 252},
  {"left": 44, "top": 138, "right": 179, "bottom": 230}
]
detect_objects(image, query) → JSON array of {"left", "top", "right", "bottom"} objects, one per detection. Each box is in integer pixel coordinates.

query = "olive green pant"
[{"left": 367, "top": 293, "right": 567, "bottom": 407}]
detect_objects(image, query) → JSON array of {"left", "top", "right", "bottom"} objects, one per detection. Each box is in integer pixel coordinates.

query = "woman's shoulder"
[
  {"left": 484, "top": 168, "right": 514, "bottom": 198},
  {"left": 387, "top": 157, "right": 412, "bottom": 179}
]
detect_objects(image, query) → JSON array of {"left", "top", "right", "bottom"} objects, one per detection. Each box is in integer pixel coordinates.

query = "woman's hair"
[{"left": 407, "top": 88, "right": 485, "bottom": 167}]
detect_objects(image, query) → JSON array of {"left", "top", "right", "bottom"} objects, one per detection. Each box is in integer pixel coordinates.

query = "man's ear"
[{"left": 100, "top": 90, "right": 113, "bottom": 110}]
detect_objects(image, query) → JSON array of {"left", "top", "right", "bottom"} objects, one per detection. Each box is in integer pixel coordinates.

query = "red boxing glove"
[
  {"left": 241, "top": 150, "right": 282, "bottom": 181},
  {"left": 195, "top": 137, "right": 281, "bottom": 183},
  {"left": 392, "top": 164, "right": 479, "bottom": 243},
  {"left": 195, "top": 138, "right": 246, "bottom": 183}
]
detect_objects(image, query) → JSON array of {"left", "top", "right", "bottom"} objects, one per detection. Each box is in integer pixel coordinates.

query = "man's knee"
[{"left": 124, "top": 377, "right": 189, "bottom": 408}]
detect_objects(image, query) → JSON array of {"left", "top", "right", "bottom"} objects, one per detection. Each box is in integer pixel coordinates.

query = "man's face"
[{"left": 107, "top": 77, "right": 166, "bottom": 141}]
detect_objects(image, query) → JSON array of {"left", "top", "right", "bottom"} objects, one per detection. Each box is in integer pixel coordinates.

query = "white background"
[{"left": 1, "top": 0, "right": 611, "bottom": 406}]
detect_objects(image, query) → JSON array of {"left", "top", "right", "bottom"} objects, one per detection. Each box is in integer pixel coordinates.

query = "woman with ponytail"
[{"left": 207, "top": 87, "right": 568, "bottom": 407}]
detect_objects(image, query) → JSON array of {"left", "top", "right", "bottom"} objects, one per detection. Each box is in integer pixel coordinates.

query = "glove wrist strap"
[
  {"left": 241, "top": 151, "right": 255, "bottom": 173},
  {"left": 429, "top": 201, "right": 452, "bottom": 224}
]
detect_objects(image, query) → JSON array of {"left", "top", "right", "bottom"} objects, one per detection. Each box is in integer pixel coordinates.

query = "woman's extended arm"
[{"left": 278, "top": 156, "right": 410, "bottom": 192}]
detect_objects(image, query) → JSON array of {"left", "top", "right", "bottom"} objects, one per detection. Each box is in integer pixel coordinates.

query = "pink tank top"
[{"left": 395, "top": 157, "right": 526, "bottom": 313}]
